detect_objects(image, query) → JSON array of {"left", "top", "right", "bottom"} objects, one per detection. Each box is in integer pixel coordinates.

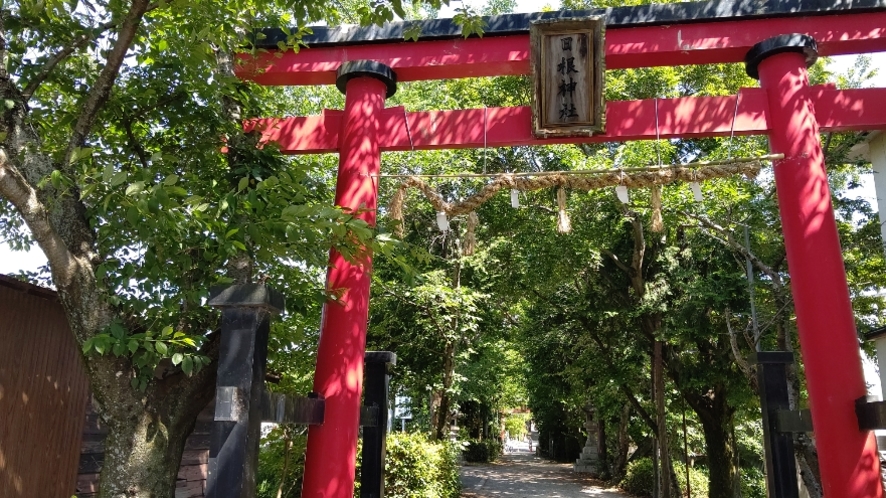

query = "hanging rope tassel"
[
  {"left": 463, "top": 211, "right": 479, "bottom": 256},
  {"left": 557, "top": 187, "right": 572, "bottom": 234},
  {"left": 388, "top": 184, "right": 408, "bottom": 237},
  {"left": 650, "top": 184, "right": 664, "bottom": 233}
]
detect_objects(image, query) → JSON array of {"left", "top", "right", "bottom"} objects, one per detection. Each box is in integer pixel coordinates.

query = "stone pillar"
[{"left": 574, "top": 405, "right": 599, "bottom": 474}]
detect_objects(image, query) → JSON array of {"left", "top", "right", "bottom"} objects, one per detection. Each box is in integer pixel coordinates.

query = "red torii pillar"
[
  {"left": 301, "top": 61, "right": 396, "bottom": 498},
  {"left": 746, "top": 35, "right": 882, "bottom": 497}
]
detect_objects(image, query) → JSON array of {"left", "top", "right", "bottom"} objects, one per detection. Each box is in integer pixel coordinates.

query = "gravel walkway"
[{"left": 460, "top": 446, "right": 628, "bottom": 498}]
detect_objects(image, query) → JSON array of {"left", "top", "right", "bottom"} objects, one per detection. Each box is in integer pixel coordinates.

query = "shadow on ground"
[{"left": 460, "top": 451, "right": 627, "bottom": 498}]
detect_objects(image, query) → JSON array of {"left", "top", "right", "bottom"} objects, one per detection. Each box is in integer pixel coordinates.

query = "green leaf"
[
  {"left": 404, "top": 23, "right": 422, "bottom": 42},
  {"left": 128, "top": 340, "right": 139, "bottom": 354},
  {"left": 131, "top": 377, "right": 140, "bottom": 390},
  {"left": 182, "top": 356, "right": 193, "bottom": 375},
  {"left": 70, "top": 147, "right": 93, "bottom": 164},
  {"left": 110, "top": 324, "right": 124, "bottom": 339},
  {"left": 165, "top": 186, "right": 188, "bottom": 197},
  {"left": 82, "top": 337, "right": 94, "bottom": 354},
  {"left": 102, "top": 164, "right": 114, "bottom": 182},
  {"left": 125, "top": 181, "right": 145, "bottom": 196},
  {"left": 161, "top": 325, "right": 173, "bottom": 337},
  {"left": 112, "top": 342, "right": 126, "bottom": 357},
  {"left": 171, "top": 352, "right": 183, "bottom": 366},
  {"left": 238, "top": 176, "right": 249, "bottom": 191},
  {"left": 111, "top": 171, "right": 128, "bottom": 187},
  {"left": 50, "top": 170, "right": 63, "bottom": 189},
  {"left": 155, "top": 341, "right": 168, "bottom": 355},
  {"left": 225, "top": 228, "right": 239, "bottom": 239}
]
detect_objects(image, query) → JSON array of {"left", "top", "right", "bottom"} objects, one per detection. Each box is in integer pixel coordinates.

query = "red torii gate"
[{"left": 239, "top": 1, "right": 886, "bottom": 497}]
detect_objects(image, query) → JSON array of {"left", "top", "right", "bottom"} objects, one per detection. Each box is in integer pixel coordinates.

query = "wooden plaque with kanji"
[{"left": 530, "top": 17, "right": 605, "bottom": 137}]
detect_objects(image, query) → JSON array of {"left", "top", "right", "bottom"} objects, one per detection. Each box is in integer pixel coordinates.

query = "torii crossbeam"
[{"left": 238, "top": 1, "right": 886, "bottom": 497}]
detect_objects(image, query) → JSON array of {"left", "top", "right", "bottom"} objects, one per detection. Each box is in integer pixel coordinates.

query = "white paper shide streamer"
[
  {"left": 615, "top": 185, "right": 630, "bottom": 204},
  {"left": 690, "top": 182, "right": 703, "bottom": 202},
  {"left": 436, "top": 212, "right": 450, "bottom": 231},
  {"left": 511, "top": 189, "right": 520, "bottom": 208}
]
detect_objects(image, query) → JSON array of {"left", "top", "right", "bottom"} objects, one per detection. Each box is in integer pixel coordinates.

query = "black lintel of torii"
[{"left": 250, "top": 0, "right": 886, "bottom": 49}]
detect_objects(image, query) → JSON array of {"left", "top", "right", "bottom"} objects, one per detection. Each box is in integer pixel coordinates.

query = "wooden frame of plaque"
[{"left": 530, "top": 16, "right": 605, "bottom": 138}]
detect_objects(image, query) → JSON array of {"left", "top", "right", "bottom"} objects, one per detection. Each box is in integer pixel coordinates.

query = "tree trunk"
[
  {"left": 693, "top": 389, "right": 737, "bottom": 498},
  {"left": 654, "top": 340, "right": 673, "bottom": 498},
  {"left": 598, "top": 418, "right": 608, "bottom": 477},
  {"left": 434, "top": 341, "right": 456, "bottom": 440},
  {"left": 86, "top": 345, "right": 216, "bottom": 497},
  {"left": 277, "top": 427, "right": 294, "bottom": 498},
  {"left": 613, "top": 404, "right": 631, "bottom": 479}
]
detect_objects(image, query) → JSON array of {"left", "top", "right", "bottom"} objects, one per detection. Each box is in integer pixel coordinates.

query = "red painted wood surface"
[
  {"left": 301, "top": 76, "right": 388, "bottom": 498},
  {"left": 759, "top": 51, "right": 882, "bottom": 498},
  {"left": 238, "top": 12, "right": 886, "bottom": 85},
  {"left": 245, "top": 86, "right": 886, "bottom": 154}
]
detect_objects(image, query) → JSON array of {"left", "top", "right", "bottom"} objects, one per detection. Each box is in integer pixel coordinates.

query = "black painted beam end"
[
  {"left": 856, "top": 396, "right": 886, "bottom": 431},
  {"left": 208, "top": 284, "right": 285, "bottom": 314}
]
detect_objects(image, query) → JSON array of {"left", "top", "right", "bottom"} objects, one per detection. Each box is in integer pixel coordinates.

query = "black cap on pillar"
[
  {"left": 744, "top": 34, "right": 818, "bottom": 80},
  {"left": 335, "top": 60, "right": 397, "bottom": 98}
]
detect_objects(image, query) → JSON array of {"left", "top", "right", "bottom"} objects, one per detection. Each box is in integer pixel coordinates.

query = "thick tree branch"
[
  {"left": 615, "top": 204, "right": 646, "bottom": 296},
  {"left": 63, "top": 0, "right": 152, "bottom": 166},
  {"left": 0, "top": 152, "right": 76, "bottom": 284},
  {"left": 0, "top": 8, "right": 8, "bottom": 81},
  {"left": 724, "top": 309, "right": 758, "bottom": 391},
  {"left": 682, "top": 210, "right": 783, "bottom": 289},
  {"left": 122, "top": 118, "right": 150, "bottom": 169},
  {"left": 601, "top": 249, "right": 631, "bottom": 275},
  {"left": 619, "top": 383, "right": 658, "bottom": 436},
  {"left": 21, "top": 20, "right": 117, "bottom": 102},
  {"left": 215, "top": 47, "right": 256, "bottom": 283},
  {"left": 579, "top": 316, "right": 658, "bottom": 434}
]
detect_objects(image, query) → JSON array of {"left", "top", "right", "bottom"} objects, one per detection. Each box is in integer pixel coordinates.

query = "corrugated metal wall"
[
  {"left": 1, "top": 275, "right": 212, "bottom": 497},
  {"left": 0, "top": 276, "right": 90, "bottom": 498}
]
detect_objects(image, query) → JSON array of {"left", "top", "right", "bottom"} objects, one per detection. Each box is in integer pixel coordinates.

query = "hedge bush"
[
  {"left": 257, "top": 430, "right": 459, "bottom": 498},
  {"left": 462, "top": 438, "right": 503, "bottom": 463},
  {"left": 620, "top": 458, "right": 710, "bottom": 498},
  {"left": 384, "top": 432, "right": 461, "bottom": 498},
  {"left": 620, "top": 458, "right": 655, "bottom": 496},
  {"left": 674, "top": 461, "right": 709, "bottom": 498}
]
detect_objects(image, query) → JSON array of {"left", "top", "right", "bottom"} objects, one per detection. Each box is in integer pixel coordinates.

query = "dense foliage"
[
  {"left": 383, "top": 432, "right": 462, "bottom": 498},
  {"left": 462, "top": 438, "right": 503, "bottom": 463}
]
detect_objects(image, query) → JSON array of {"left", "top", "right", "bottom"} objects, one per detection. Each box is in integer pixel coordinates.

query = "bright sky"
[{"left": 2, "top": 1, "right": 886, "bottom": 276}]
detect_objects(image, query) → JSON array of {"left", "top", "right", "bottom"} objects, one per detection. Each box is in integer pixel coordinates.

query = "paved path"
[{"left": 460, "top": 446, "right": 628, "bottom": 498}]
